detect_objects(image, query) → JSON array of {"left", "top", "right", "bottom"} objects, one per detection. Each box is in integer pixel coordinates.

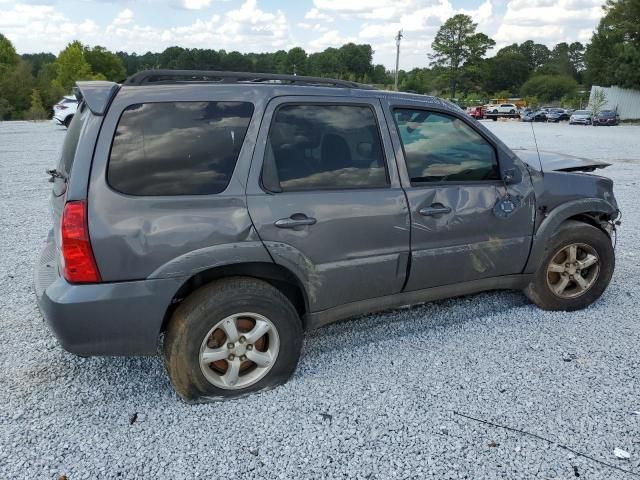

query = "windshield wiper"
[{"left": 46, "top": 168, "right": 67, "bottom": 182}]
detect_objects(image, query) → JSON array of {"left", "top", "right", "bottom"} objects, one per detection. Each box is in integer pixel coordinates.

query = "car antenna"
[{"left": 529, "top": 120, "right": 544, "bottom": 176}]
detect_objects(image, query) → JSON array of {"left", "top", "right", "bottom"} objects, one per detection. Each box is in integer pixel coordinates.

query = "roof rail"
[{"left": 123, "top": 69, "right": 373, "bottom": 89}]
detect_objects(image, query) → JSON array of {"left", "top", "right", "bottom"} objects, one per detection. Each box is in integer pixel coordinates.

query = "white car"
[
  {"left": 489, "top": 103, "right": 518, "bottom": 114},
  {"left": 53, "top": 96, "right": 78, "bottom": 128},
  {"left": 569, "top": 110, "right": 592, "bottom": 125}
]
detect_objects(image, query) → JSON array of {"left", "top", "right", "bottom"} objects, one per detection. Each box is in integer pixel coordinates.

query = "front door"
[
  {"left": 385, "top": 106, "right": 535, "bottom": 291},
  {"left": 246, "top": 97, "right": 410, "bottom": 312}
]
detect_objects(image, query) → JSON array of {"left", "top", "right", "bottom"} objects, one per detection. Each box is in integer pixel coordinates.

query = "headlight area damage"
[{"left": 515, "top": 148, "right": 621, "bottom": 242}]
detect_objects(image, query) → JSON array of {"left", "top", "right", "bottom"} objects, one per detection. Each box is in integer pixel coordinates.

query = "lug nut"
[
  {"left": 239, "top": 336, "right": 246, "bottom": 344},
  {"left": 228, "top": 354, "right": 235, "bottom": 361},
  {"left": 240, "top": 355, "right": 247, "bottom": 361},
  {"left": 227, "top": 343, "right": 234, "bottom": 349},
  {"left": 246, "top": 344, "right": 253, "bottom": 351}
]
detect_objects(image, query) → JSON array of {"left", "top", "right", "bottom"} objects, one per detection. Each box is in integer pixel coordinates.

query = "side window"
[
  {"left": 393, "top": 109, "right": 499, "bottom": 183},
  {"left": 108, "top": 101, "right": 253, "bottom": 196},
  {"left": 265, "top": 104, "right": 388, "bottom": 191}
]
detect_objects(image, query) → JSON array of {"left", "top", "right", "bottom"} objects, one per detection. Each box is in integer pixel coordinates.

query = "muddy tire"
[
  {"left": 163, "top": 277, "right": 303, "bottom": 402},
  {"left": 524, "top": 221, "right": 614, "bottom": 311}
]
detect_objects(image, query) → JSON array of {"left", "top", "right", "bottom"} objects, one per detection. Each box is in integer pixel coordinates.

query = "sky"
[{"left": 0, "top": 0, "right": 606, "bottom": 69}]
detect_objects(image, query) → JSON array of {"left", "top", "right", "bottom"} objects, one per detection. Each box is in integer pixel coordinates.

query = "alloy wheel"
[
  {"left": 199, "top": 312, "right": 280, "bottom": 390},
  {"left": 546, "top": 243, "right": 600, "bottom": 299}
]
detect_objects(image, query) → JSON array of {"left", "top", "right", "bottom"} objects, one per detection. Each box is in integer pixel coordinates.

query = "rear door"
[
  {"left": 385, "top": 105, "right": 535, "bottom": 291},
  {"left": 246, "top": 96, "right": 410, "bottom": 312}
]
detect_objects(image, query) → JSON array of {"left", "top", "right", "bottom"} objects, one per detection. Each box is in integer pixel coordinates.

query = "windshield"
[{"left": 575, "top": 110, "right": 590, "bottom": 115}]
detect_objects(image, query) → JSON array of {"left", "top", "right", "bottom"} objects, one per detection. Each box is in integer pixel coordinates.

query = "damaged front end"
[
  {"left": 516, "top": 149, "right": 620, "bottom": 241},
  {"left": 514, "top": 149, "right": 611, "bottom": 173}
]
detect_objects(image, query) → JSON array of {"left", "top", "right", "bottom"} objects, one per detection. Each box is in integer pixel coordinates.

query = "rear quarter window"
[{"left": 108, "top": 101, "right": 253, "bottom": 196}]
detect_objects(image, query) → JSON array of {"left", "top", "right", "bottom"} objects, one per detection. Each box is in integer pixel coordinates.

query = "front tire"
[
  {"left": 63, "top": 115, "right": 73, "bottom": 128},
  {"left": 164, "top": 277, "right": 303, "bottom": 401},
  {"left": 524, "top": 221, "right": 614, "bottom": 311}
]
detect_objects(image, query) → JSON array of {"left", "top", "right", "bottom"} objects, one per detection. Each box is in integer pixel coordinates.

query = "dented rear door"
[{"left": 385, "top": 104, "right": 535, "bottom": 291}]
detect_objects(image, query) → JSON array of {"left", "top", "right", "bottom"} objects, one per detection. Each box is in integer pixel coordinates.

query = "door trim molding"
[{"left": 305, "top": 274, "right": 532, "bottom": 330}]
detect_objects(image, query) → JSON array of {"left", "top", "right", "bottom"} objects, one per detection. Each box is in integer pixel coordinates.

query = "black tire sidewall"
[
  {"left": 527, "top": 223, "right": 614, "bottom": 311},
  {"left": 164, "top": 278, "right": 303, "bottom": 401}
]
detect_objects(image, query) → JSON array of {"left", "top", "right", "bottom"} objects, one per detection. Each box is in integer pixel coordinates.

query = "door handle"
[
  {"left": 419, "top": 205, "right": 452, "bottom": 216},
  {"left": 275, "top": 215, "right": 317, "bottom": 228}
]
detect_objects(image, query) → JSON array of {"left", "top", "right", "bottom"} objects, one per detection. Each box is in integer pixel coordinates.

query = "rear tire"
[
  {"left": 163, "top": 277, "right": 303, "bottom": 402},
  {"left": 63, "top": 115, "right": 73, "bottom": 128},
  {"left": 524, "top": 221, "right": 614, "bottom": 311}
]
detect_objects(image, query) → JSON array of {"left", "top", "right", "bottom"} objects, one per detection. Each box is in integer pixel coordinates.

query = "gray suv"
[{"left": 36, "top": 70, "right": 620, "bottom": 401}]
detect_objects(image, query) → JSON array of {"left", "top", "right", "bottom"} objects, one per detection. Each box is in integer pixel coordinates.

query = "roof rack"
[{"left": 123, "top": 69, "right": 373, "bottom": 89}]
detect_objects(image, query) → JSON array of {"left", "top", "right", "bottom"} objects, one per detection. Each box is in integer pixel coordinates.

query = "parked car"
[
  {"left": 569, "top": 110, "right": 592, "bottom": 125},
  {"left": 593, "top": 110, "right": 619, "bottom": 126},
  {"left": 467, "top": 105, "right": 485, "bottom": 119},
  {"left": 522, "top": 110, "right": 547, "bottom": 122},
  {"left": 546, "top": 108, "right": 571, "bottom": 122},
  {"left": 489, "top": 103, "right": 518, "bottom": 114},
  {"left": 36, "top": 71, "right": 620, "bottom": 401},
  {"left": 52, "top": 95, "right": 79, "bottom": 127}
]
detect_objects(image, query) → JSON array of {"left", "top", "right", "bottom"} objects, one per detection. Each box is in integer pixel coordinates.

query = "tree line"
[{"left": 0, "top": 0, "right": 637, "bottom": 120}]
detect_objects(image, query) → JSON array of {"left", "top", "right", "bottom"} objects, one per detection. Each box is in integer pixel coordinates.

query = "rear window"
[
  {"left": 60, "top": 102, "right": 87, "bottom": 174},
  {"left": 108, "top": 101, "right": 253, "bottom": 196}
]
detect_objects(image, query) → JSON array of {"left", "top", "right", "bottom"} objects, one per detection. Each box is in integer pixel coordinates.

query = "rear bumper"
[{"left": 35, "top": 240, "right": 185, "bottom": 356}]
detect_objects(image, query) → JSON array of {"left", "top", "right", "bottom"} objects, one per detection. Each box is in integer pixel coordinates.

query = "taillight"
[
  {"left": 55, "top": 105, "right": 68, "bottom": 110},
  {"left": 61, "top": 200, "right": 101, "bottom": 284}
]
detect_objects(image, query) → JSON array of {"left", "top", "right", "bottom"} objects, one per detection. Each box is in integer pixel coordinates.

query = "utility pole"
[{"left": 394, "top": 30, "right": 403, "bottom": 91}]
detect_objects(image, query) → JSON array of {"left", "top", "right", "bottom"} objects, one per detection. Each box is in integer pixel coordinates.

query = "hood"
[{"left": 514, "top": 149, "right": 611, "bottom": 173}]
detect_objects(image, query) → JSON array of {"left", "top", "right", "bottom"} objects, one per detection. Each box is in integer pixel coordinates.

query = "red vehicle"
[{"left": 467, "top": 105, "right": 486, "bottom": 120}]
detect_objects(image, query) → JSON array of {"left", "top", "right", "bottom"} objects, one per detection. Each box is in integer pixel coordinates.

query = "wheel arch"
[
  {"left": 524, "top": 198, "right": 617, "bottom": 274},
  {"left": 160, "top": 262, "right": 310, "bottom": 334}
]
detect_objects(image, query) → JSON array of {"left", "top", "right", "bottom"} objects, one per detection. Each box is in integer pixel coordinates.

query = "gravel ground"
[{"left": 1, "top": 119, "right": 639, "bottom": 479}]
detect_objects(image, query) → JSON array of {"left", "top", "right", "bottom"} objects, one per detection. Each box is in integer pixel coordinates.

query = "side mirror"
[{"left": 503, "top": 168, "right": 516, "bottom": 184}]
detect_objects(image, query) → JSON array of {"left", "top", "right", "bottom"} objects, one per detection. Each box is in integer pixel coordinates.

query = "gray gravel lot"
[{"left": 1, "top": 119, "right": 639, "bottom": 479}]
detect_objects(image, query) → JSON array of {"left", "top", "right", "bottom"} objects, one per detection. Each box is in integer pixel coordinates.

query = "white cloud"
[
  {"left": 494, "top": 0, "right": 603, "bottom": 46},
  {"left": 179, "top": 0, "right": 213, "bottom": 10},
  {"left": 304, "top": 7, "right": 333, "bottom": 21},
  {"left": 111, "top": 8, "right": 133, "bottom": 27},
  {"left": 0, "top": 0, "right": 606, "bottom": 70},
  {"left": 313, "top": 0, "right": 390, "bottom": 12},
  {"left": 2, "top": 0, "right": 292, "bottom": 55},
  {"left": 308, "top": 29, "right": 356, "bottom": 52}
]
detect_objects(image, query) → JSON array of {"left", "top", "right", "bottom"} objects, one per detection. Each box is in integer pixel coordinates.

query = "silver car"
[{"left": 569, "top": 110, "right": 592, "bottom": 125}]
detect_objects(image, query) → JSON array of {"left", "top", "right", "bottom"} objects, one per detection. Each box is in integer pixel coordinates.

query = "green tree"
[
  {"left": 285, "top": 47, "right": 307, "bottom": 75},
  {"left": 429, "top": 14, "right": 495, "bottom": 98},
  {"left": 520, "top": 74, "right": 578, "bottom": 101},
  {"left": 585, "top": 0, "right": 640, "bottom": 89},
  {"left": 0, "top": 59, "right": 35, "bottom": 119},
  {"left": 0, "top": 33, "right": 19, "bottom": 67},
  {"left": 84, "top": 46, "right": 126, "bottom": 80},
  {"left": 26, "top": 89, "right": 47, "bottom": 120},
  {"left": 484, "top": 52, "right": 531, "bottom": 93},
  {"left": 21, "top": 52, "right": 56, "bottom": 76},
  {"left": 338, "top": 43, "right": 373, "bottom": 79},
  {"left": 53, "top": 41, "right": 93, "bottom": 93},
  {"left": 588, "top": 87, "right": 608, "bottom": 118}
]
